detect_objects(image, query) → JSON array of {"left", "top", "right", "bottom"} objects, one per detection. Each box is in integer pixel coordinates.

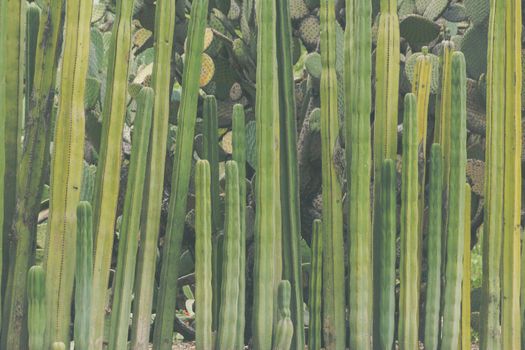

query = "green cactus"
[
  {"left": 461, "top": 184, "right": 472, "bottom": 350},
  {"left": 308, "top": 220, "right": 322, "bottom": 350},
  {"left": 52, "top": 341, "right": 66, "bottom": 350},
  {"left": 153, "top": 0, "right": 208, "bottom": 347},
  {"left": 80, "top": 162, "right": 97, "bottom": 203},
  {"left": 273, "top": 280, "right": 294, "bottom": 350},
  {"left": 27, "top": 266, "right": 46, "bottom": 350},
  {"left": 25, "top": 3, "right": 40, "bottom": 111},
  {"left": 195, "top": 160, "right": 213, "bottom": 350},
  {"left": 0, "top": 0, "right": 5, "bottom": 330},
  {"left": 109, "top": 87, "right": 154, "bottom": 350},
  {"left": 298, "top": 16, "right": 320, "bottom": 51},
  {"left": 290, "top": 0, "right": 309, "bottom": 21}
]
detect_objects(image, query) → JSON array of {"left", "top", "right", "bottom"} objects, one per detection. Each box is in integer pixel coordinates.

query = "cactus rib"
[{"left": 27, "top": 266, "right": 46, "bottom": 350}]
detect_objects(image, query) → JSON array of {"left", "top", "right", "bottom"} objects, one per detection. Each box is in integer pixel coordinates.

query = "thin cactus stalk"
[
  {"left": 109, "top": 87, "right": 154, "bottom": 350},
  {"left": 308, "top": 220, "right": 322, "bottom": 350},
  {"left": 480, "top": 0, "right": 505, "bottom": 348},
  {"left": 25, "top": 3, "right": 40, "bottom": 111},
  {"left": 276, "top": 0, "right": 304, "bottom": 348},
  {"left": 320, "top": 0, "right": 345, "bottom": 348},
  {"left": 152, "top": 0, "right": 208, "bottom": 347},
  {"left": 521, "top": 226, "right": 525, "bottom": 350},
  {"left": 89, "top": 0, "right": 134, "bottom": 346},
  {"left": 27, "top": 265, "right": 46, "bottom": 350},
  {"left": 433, "top": 38, "right": 454, "bottom": 151},
  {"left": 273, "top": 280, "right": 294, "bottom": 350},
  {"left": 461, "top": 184, "right": 472, "bottom": 350},
  {"left": 345, "top": 0, "right": 372, "bottom": 348},
  {"left": 216, "top": 161, "right": 242, "bottom": 349},
  {"left": 373, "top": 159, "right": 396, "bottom": 350},
  {"left": 131, "top": 0, "right": 177, "bottom": 346},
  {"left": 398, "top": 93, "right": 419, "bottom": 350},
  {"left": 440, "top": 52, "right": 467, "bottom": 350},
  {"left": 75, "top": 202, "right": 93, "bottom": 350},
  {"left": 423, "top": 144, "right": 443, "bottom": 350},
  {"left": 195, "top": 160, "right": 213, "bottom": 350},
  {"left": 0, "top": 0, "right": 6, "bottom": 330},
  {"left": 232, "top": 104, "right": 247, "bottom": 349},
  {"left": 43, "top": 0, "right": 92, "bottom": 346}
]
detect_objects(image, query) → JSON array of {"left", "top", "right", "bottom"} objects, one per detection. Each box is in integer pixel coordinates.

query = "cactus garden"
[{"left": 0, "top": 0, "right": 523, "bottom": 349}]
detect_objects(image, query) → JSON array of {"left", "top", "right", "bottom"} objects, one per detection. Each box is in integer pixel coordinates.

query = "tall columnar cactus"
[
  {"left": 131, "top": 0, "right": 177, "bottom": 346},
  {"left": 440, "top": 52, "right": 467, "bottom": 350},
  {"left": 345, "top": 0, "right": 372, "bottom": 348},
  {"left": 216, "top": 161, "right": 242, "bottom": 349},
  {"left": 0, "top": 0, "right": 7, "bottom": 333},
  {"left": 109, "top": 87, "right": 154, "bottom": 350},
  {"left": 319, "top": 0, "right": 345, "bottom": 348},
  {"left": 195, "top": 160, "right": 213, "bottom": 350},
  {"left": 308, "top": 220, "right": 323, "bottom": 350},
  {"left": 27, "top": 265, "right": 46, "bottom": 350},
  {"left": 373, "top": 159, "right": 396, "bottom": 350},
  {"left": 43, "top": 0, "right": 92, "bottom": 346},
  {"left": 25, "top": 3, "right": 40, "bottom": 111},
  {"left": 89, "top": 0, "right": 134, "bottom": 346},
  {"left": 75, "top": 202, "right": 93, "bottom": 350},
  {"left": 398, "top": 93, "right": 419, "bottom": 350},
  {"left": 423, "top": 144, "right": 443, "bottom": 350},
  {"left": 461, "top": 184, "right": 472, "bottom": 350},
  {"left": 153, "top": 0, "right": 208, "bottom": 347},
  {"left": 273, "top": 280, "right": 294, "bottom": 350}
]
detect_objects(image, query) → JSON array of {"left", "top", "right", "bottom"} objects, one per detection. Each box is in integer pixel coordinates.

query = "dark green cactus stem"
[
  {"left": 373, "top": 159, "right": 396, "bottom": 350},
  {"left": 89, "top": 0, "right": 134, "bottom": 346},
  {"left": 345, "top": 0, "right": 372, "bottom": 348},
  {"left": 461, "top": 184, "right": 472, "bottom": 350},
  {"left": 398, "top": 93, "right": 419, "bottom": 350},
  {"left": 273, "top": 280, "right": 294, "bottom": 350},
  {"left": 423, "top": 144, "right": 443, "bottom": 350},
  {"left": 27, "top": 265, "right": 46, "bottom": 350},
  {"left": 308, "top": 220, "right": 322, "bottom": 350},
  {"left": 216, "top": 161, "right": 241, "bottom": 349},
  {"left": 152, "top": 0, "right": 208, "bottom": 347},
  {"left": 131, "top": 0, "right": 176, "bottom": 346},
  {"left": 276, "top": 0, "right": 304, "bottom": 348},
  {"left": 0, "top": 0, "right": 5, "bottom": 330},
  {"left": 109, "top": 87, "right": 154, "bottom": 350},
  {"left": 320, "top": 0, "right": 345, "bottom": 348},
  {"left": 43, "top": 0, "right": 92, "bottom": 346},
  {"left": 195, "top": 160, "right": 213, "bottom": 350},
  {"left": 25, "top": 3, "right": 40, "bottom": 112},
  {"left": 232, "top": 104, "right": 247, "bottom": 349},
  {"left": 75, "top": 202, "right": 93, "bottom": 350}
]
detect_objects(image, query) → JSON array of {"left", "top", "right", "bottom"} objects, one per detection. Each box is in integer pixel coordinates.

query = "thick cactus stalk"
[
  {"left": 89, "top": 0, "right": 134, "bottom": 346},
  {"left": 232, "top": 104, "right": 247, "bottom": 349},
  {"left": 273, "top": 280, "right": 294, "bottom": 350},
  {"left": 109, "top": 87, "right": 154, "bottom": 350},
  {"left": 130, "top": 0, "right": 176, "bottom": 346},
  {"left": 43, "top": 0, "right": 92, "bottom": 346},
  {"left": 423, "top": 144, "right": 443, "bottom": 350},
  {"left": 440, "top": 52, "right": 467, "bottom": 350},
  {"left": 345, "top": 0, "right": 372, "bottom": 348},
  {"left": 27, "top": 265, "right": 46, "bottom": 350},
  {"left": 373, "top": 159, "right": 396, "bottom": 350},
  {"left": 152, "top": 0, "right": 208, "bottom": 347},
  {"left": 75, "top": 202, "right": 93, "bottom": 350},
  {"left": 308, "top": 220, "right": 323, "bottom": 350},
  {"left": 195, "top": 160, "right": 213, "bottom": 350},
  {"left": 461, "top": 184, "right": 472, "bottom": 350},
  {"left": 216, "top": 161, "right": 242, "bottom": 349},
  {"left": 398, "top": 93, "right": 418, "bottom": 350},
  {"left": 319, "top": 0, "right": 345, "bottom": 348}
]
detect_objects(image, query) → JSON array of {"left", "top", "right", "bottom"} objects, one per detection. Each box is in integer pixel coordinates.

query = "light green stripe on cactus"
[
  {"left": 308, "top": 220, "right": 323, "bottom": 350},
  {"left": 27, "top": 265, "right": 46, "bottom": 350},
  {"left": 43, "top": 0, "right": 92, "bottom": 346},
  {"left": 273, "top": 280, "right": 294, "bottom": 350}
]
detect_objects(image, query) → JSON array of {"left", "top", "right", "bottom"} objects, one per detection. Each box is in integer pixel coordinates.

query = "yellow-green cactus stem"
[
  {"left": 0, "top": 0, "right": 6, "bottom": 330},
  {"left": 52, "top": 341, "right": 66, "bottom": 350},
  {"left": 461, "top": 184, "right": 472, "bottom": 350},
  {"left": 27, "top": 265, "right": 46, "bottom": 350},
  {"left": 308, "top": 220, "right": 323, "bottom": 350}
]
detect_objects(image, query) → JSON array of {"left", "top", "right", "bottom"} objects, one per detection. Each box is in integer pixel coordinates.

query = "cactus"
[
  {"left": 109, "top": 87, "right": 154, "bottom": 350},
  {"left": 319, "top": 0, "right": 345, "bottom": 348},
  {"left": 273, "top": 280, "right": 294, "bottom": 350},
  {"left": 345, "top": 0, "right": 372, "bottom": 348},
  {"left": 152, "top": 0, "right": 208, "bottom": 347},
  {"left": 298, "top": 16, "right": 320, "bottom": 51},
  {"left": 27, "top": 266, "right": 46, "bottom": 350},
  {"left": 75, "top": 202, "right": 93, "bottom": 350},
  {"left": 43, "top": 0, "right": 93, "bottom": 346},
  {"left": 423, "top": 144, "right": 443, "bottom": 350},
  {"left": 0, "top": 0, "right": 6, "bottom": 330},
  {"left": 52, "top": 342, "right": 66, "bottom": 350},
  {"left": 290, "top": 0, "right": 309, "bottom": 21},
  {"left": 398, "top": 93, "right": 418, "bottom": 350},
  {"left": 216, "top": 161, "right": 242, "bottom": 349},
  {"left": 195, "top": 160, "right": 213, "bottom": 350},
  {"left": 461, "top": 184, "right": 472, "bottom": 350},
  {"left": 25, "top": 3, "right": 40, "bottom": 111},
  {"left": 308, "top": 220, "right": 322, "bottom": 350}
]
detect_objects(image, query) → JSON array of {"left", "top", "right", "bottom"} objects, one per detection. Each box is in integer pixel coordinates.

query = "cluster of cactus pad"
[{"left": 0, "top": 0, "right": 522, "bottom": 349}]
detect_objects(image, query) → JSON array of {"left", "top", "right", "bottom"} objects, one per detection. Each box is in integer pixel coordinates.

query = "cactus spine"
[
  {"left": 75, "top": 202, "right": 93, "bottom": 350},
  {"left": 153, "top": 0, "right": 208, "bottom": 347},
  {"left": 308, "top": 220, "right": 323, "bottom": 350},
  {"left": 43, "top": 0, "right": 92, "bottom": 345},
  {"left": 195, "top": 160, "right": 213, "bottom": 350},
  {"left": 27, "top": 265, "right": 45, "bottom": 350},
  {"left": 440, "top": 52, "right": 467, "bottom": 350},
  {"left": 345, "top": 0, "right": 372, "bottom": 348},
  {"left": 461, "top": 184, "right": 472, "bottom": 350},
  {"left": 398, "top": 93, "right": 418, "bottom": 350},
  {"left": 109, "top": 87, "right": 154, "bottom": 350},
  {"left": 320, "top": 0, "right": 345, "bottom": 348},
  {"left": 273, "top": 280, "right": 294, "bottom": 350},
  {"left": 216, "top": 161, "right": 242, "bottom": 349}
]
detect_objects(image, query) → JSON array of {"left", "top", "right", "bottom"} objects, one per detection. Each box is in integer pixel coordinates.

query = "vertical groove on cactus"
[
  {"left": 308, "top": 220, "right": 323, "bottom": 350},
  {"left": 27, "top": 265, "right": 46, "bottom": 350},
  {"left": 25, "top": 3, "right": 40, "bottom": 112},
  {"left": 273, "top": 280, "right": 294, "bottom": 350},
  {"left": 43, "top": 0, "right": 93, "bottom": 346},
  {"left": 461, "top": 184, "right": 472, "bottom": 350}
]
